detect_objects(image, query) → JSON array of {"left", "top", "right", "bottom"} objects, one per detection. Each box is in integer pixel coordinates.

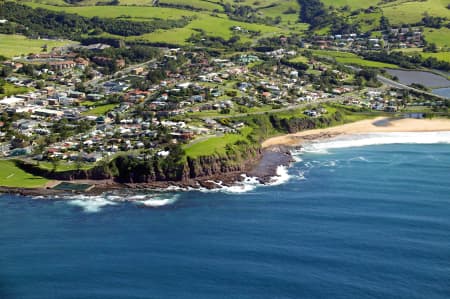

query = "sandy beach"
[{"left": 262, "top": 117, "right": 450, "bottom": 148}]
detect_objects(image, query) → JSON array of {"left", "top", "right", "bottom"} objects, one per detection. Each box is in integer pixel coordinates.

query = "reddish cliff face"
[{"left": 14, "top": 145, "right": 263, "bottom": 184}]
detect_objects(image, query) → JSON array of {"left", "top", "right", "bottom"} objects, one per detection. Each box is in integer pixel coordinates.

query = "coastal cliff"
[
  {"left": 13, "top": 107, "right": 352, "bottom": 188},
  {"left": 111, "top": 142, "right": 262, "bottom": 184},
  {"left": 14, "top": 143, "right": 263, "bottom": 185}
]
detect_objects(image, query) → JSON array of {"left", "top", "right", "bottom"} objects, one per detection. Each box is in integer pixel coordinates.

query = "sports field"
[{"left": 0, "top": 34, "right": 77, "bottom": 58}]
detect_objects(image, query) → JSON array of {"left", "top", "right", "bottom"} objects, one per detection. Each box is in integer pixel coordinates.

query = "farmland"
[
  {"left": 22, "top": 2, "right": 287, "bottom": 45},
  {"left": 382, "top": 0, "right": 450, "bottom": 25}
]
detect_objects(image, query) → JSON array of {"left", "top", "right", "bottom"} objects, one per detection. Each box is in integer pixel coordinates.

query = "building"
[{"left": 48, "top": 60, "right": 76, "bottom": 71}]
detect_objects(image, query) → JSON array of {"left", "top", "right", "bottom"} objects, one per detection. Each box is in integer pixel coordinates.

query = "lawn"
[
  {"left": 0, "top": 34, "right": 77, "bottom": 58},
  {"left": 0, "top": 83, "right": 31, "bottom": 97},
  {"left": 290, "top": 55, "right": 309, "bottom": 63},
  {"left": 184, "top": 132, "right": 247, "bottom": 158},
  {"left": 82, "top": 103, "right": 118, "bottom": 116},
  {"left": 0, "top": 160, "right": 49, "bottom": 188},
  {"left": 36, "top": 161, "right": 94, "bottom": 172}
]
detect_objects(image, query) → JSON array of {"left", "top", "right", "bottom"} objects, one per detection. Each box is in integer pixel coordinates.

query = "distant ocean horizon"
[{"left": 1, "top": 132, "right": 450, "bottom": 299}]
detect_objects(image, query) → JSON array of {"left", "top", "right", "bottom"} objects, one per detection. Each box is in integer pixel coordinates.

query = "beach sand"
[{"left": 262, "top": 117, "right": 450, "bottom": 148}]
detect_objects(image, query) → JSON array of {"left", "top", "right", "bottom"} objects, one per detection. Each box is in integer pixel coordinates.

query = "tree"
[{"left": 379, "top": 16, "right": 390, "bottom": 31}]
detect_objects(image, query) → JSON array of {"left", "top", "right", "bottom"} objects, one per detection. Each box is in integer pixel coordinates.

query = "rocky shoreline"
[{"left": 0, "top": 145, "right": 297, "bottom": 197}]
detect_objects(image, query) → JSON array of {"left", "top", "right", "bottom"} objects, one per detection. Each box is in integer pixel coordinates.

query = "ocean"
[{"left": 1, "top": 132, "right": 450, "bottom": 299}]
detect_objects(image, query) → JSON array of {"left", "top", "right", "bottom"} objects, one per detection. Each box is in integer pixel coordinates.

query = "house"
[
  {"left": 0, "top": 96, "right": 26, "bottom": 107},
  {"left": 87, "top": 94, "right": 104, "bottom": 101},
  {"left": 132, "top": 67, "right": 145, "bottom": 75},
  {"left": 48, "top": 60, "right": 76, "bottom": 71},
  {"left": 75, "top": 58, "right": 90, "bottom": 70}
]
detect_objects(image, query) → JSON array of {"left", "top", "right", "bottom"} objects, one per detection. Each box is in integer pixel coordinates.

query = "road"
[
  {"left": 346, "top": 65, "right": 447, "bottom": 100},
  {"left": 203, "top": 95, "right": 352, "bottom": 120},
  {"left": 86, "top": 58, "right": 157, "bottom": 87}
]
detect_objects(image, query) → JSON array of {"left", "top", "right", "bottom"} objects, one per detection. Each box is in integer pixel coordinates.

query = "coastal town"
[
  {"left": 1, "top": 40, "right": 447, "bottom": 177},
  {"left": 0, "top": 0, "right": 449, "bottom": 190}
]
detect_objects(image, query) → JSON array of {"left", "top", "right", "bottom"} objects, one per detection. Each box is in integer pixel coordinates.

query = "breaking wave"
[
  {"left": 202, "top": 175, "right": 261, "bottom": 194},
  {"left": 141, "top": 196, "right": 179, "bottom": 207},
  {"left": 59, "top": 192, "right": 179, "bottom": 213},
  {"left": 198, "top": 166, "right": 292, "bottom": 194},
  {"left": 302, "top": 132, "right": 450, "bottom": 153},
  {"left": 268, "top": 165, "right": 291, "bottom": 186},
  {"left": 68, "top": 195, "right": 118, "bottom": 213}
]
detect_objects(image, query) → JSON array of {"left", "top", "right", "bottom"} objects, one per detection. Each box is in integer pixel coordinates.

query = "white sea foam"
[
  {"left": 213, "top": 175, "right": 261, "bottom": 194},
  {"left": 140, "top": 195, "right": 178, "bottom": 207},
  {"left": 303, "top": 131, "right": 450, "bottom": 153},
  {"left": 268, "top": 165, "right": 291, "bottom": 186},
  {"left": 68, "top": 195, "right": 118, "bottom": 213},
  {"left": 297, "top": 170, "right": 306, "bottom": 180}
]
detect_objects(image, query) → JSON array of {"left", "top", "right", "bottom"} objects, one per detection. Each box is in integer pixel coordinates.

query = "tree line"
[{"left": 0, "top": 2, "right": 190, "bottom": 39}]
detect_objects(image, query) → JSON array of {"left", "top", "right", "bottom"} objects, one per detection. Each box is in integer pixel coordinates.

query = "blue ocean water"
[{"left": 1, "top": 138, "right": 450, "bottom": 299}]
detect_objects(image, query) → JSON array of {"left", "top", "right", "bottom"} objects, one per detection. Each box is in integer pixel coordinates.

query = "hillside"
[
  {"left": 2, "top": 0, "right": 448, "bottom": 46},
  {"left": 0, "top": 0, "right": 449, "bottom": 63}
]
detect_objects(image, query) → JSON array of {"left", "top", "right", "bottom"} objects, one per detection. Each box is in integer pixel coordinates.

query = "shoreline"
[
  {"left": 262, "top": 117, "right": 450, "bottom": 148},
  {"left": 3, "top": 117, "right": 450, "bottom": 197}
]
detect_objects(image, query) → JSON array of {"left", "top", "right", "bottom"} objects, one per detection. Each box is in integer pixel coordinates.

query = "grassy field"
[
  {"left": 0, "top": 34, "right": 77, "bottom": 58},
  {"left": 290, "top": 55, "right": 309, "bottom": 63},
  {"left": 0, "top": 160, "right": 49, "bottom": 188},
  {"left": 0, "top": 83, "right": 31, "bottom": 97},
  {"left": 25, "top": 2, "right": 199, "bottom": 19},
  {"left": 420, "top": 51, "right": 450, "bottom": 63},
  {"left": 259, "top": 0, "right": 300, "bottom": 25},
  {"left": 424, "top": 27, "right": 450, "bottom": 49},
  {"left": 24, "top": 2, "right": 284, "bottom": 45},
  {"left": 133, "top": 13, "right": 283, "bottom": 44},
  {"left": 36, "top": 161, "right": 94, "bottom": 172},
  {"left": 395, "top": 48, "right": 450, "bottom": 63},
  {"left": 335, "top": 57, "right": 399, "bottom": 68},
  {"left": 321, "top": 0, "right": 375, "bottom": 9},
  {"left": 184, "top": 133, "right": 247, "bottom": 158},
  {"left": 311, "top": 50, "right": 399, "bottom": 68},
  {"left": 82, "top": 103, "right": 118, "bottom": 116},
  {"left": 382, "top": 0, "right": 450, "bottom": 25},
  {"left": 159, "top": 0, "right": 223, "bottom": 11}
]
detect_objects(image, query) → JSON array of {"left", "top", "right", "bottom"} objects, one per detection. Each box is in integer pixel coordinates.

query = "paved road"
[
  {"left": 346, "top": 65, "right": 446, "bottom": 100},
  {"left": 203, "top": 95, "right": 352, "bottom": 120},
  {"left": 86, "top": 58, "right": 157, "bottom": 87}
]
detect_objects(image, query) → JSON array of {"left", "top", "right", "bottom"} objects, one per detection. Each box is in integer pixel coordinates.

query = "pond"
[
  {"left": 432, "top": 87, "right": 450, "bottom": 99},
  {"left": 385, "top": 69, "right": 450, "bottom": 88}
]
